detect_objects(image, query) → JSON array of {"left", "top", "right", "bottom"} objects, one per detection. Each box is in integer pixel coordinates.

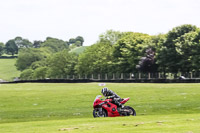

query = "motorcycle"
[{"left": 93, "top": 95, "right": 136, "bottom": 117}]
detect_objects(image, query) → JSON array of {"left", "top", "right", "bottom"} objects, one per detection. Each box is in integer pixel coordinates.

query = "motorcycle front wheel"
[{"left": 93, "top": 109, "right": 107, "bottom": 117}]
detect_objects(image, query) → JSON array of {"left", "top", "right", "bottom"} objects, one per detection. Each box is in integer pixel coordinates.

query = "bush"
[
  {"left": 20, "top": 69, "right": 33, "bottom": 80},
  {"left": 33, "top": 67, "right": 48, "bottom": 79}
]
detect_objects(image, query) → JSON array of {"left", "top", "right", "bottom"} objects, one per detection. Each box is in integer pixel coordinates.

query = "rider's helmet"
[{"left": 101, "top": 87, "right": 108, "bottom": 97}]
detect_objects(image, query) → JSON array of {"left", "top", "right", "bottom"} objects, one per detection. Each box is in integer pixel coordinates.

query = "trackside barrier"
[
  {"left": 2, "top": 78, "right": 200, "bottom": 84},
  {"left": 1, "top": 72, "right": 200, "bottom": 83}
]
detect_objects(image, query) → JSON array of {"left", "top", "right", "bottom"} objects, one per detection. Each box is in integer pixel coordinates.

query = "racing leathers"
[{"left": 104, "top": 90, "right": 124, "bottom": 108}]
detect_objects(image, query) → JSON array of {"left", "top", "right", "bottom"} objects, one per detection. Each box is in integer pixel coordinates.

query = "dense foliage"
[
  {"left": 0, "top": 42, "right": 4, "bottom": 56},
  {"left": 156, "top": 24, "right": 199, "bottom": 73},
  {"left": 1, "top": 24, "right": 200, "bottom": 80}
]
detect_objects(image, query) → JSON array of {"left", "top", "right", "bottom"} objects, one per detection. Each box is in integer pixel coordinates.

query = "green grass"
[
  {"left": 0, "top": 83, "right": 200, "bottom": 132},
  {"left": 1, "top": 114, "right": 200, "bottom": 133},
  {"left": 70, "top": 46, "right": 88, "bottom": 54},
  {"left": 1, "top": 53, "right": 18, "bottom": 57},
  {"left": 0, "top": 59, "right": 20, "bottom": 81}
]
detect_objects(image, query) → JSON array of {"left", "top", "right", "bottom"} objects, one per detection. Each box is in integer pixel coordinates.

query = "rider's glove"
[{"left": 107, "top": 96, "right": 114, "bottom": 99}]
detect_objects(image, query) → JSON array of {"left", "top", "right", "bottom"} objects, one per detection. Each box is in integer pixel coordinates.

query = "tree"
[
  {"left": 0, "top": 42, "right": 5, "bottom": 56},
  {"left": 46, "top": 50, "right": 78, "bottom": 78},
  {"left": 20, "top": 69, "right": 33, "bottom": 80},
  {"left": 174, "top": 29, "right": 200, "bottom": 71},
  {"left": 30, "top": 60, "right": 47, "bottom": 70},
  {"left": 68, "top": 38, "right": 76, "bottom": 45},
  {"left": 99, "top": 30, "right": 124, "bottom": 45},
  {"left": 5, "top": 39, "right": 18, "bottom": 56},
  {"left": 75, "top": 41, "right": 82, "bottom": 47},
  {"left": 112, "top": 32, "right": 151, "bottom": 73},
  {"left": 75, "top": 30, "right": 124, "bottom": 75},
  {"left": 68, "top": 36, "right": 84, "bottom": 47},
  {"left": 33, "top": 67, "right": 48, "bottom": 79},
  {"left": 33, "top": 40, "right": 42, "bottom": 48},
  {"left": 76, "top": 42, "right": 114, "bottom": 75},
  {"left": 156, "top": 24, "right": 198, "bottom": 73},
  {"left": 5, "top": 37, "right": 33, "bottom": 56},
  {"left": 76, "top": 31, "right": 151, "bottom": 75},
  {"left": 75, "top": 36, "right": 84, "bottom": 46},
  {"left": 16, "top": 48, "right": 51, "bottom": 71},
  {"left": 14, "top": 37, "right": 33, "bottom": 48},
  {"left": 41, "top": 37, "right": 68, "bottom": 52}
]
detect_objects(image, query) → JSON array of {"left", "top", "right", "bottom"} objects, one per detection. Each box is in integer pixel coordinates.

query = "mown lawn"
[
  {"left": 0, "top": 59, "right": 20, "bottom": 81},
  {"left": 0, "top": 83, "right": 200, "bottom": 132}
]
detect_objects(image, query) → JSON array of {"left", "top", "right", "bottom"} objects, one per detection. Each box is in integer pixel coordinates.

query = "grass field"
[
  {"left": 0, "top": 83, "right": 200, "bottom": 132},
  {"left": 0, "top": 59, "right": 20, "bottom": 81},
  {"left": 70, "top": 46, "right": 88, "bottom": 54}
]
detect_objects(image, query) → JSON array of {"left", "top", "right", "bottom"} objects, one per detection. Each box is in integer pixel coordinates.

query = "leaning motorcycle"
[{"left": 93, "top": 95, "right": 136, "bottom": 117}]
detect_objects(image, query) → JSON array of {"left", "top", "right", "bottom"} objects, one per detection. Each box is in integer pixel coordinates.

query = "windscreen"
[{"left": 94, "top": 95, "right": 102, "bottom": 102}]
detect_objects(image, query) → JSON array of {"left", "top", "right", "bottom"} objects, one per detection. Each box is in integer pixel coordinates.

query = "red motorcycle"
[{"left": 93, "top": 95, "right": 136, "bottom": 117}]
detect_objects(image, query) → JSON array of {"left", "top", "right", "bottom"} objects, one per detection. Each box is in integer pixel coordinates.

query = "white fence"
[{"left": 19, "top": 72, "right": 200, "bottom": 81}]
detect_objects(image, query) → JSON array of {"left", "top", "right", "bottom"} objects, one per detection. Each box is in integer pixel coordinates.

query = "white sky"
[{"left": 0, "top": 0, "right": 200, "bottom": 45}]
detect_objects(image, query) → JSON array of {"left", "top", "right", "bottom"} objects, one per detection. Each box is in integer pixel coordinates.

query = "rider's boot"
[
  {"left": 120, "top": 104, "right": 124, "bottom": 109},
  {"left": 116, "top": 102, "right": 124, "bottom": 109}
]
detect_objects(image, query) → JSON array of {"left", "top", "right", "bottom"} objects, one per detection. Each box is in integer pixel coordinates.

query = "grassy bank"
[{"left": 0, "top": 59, "right": 20, "bottom": 81}]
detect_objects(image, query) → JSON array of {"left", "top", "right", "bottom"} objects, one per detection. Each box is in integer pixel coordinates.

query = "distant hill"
[
  {"left": 0, "top": 59, "right": 20, "bottom": 81},
  {"left": 70, "top": 46, "right": 88, "bottom": 54}
]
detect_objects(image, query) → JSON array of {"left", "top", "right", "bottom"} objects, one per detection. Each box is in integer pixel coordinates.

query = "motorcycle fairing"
[
  {"left": 102, "top": 103, "right": 120, "bottom": 117},
  {"left": 120, "top": 97, "right": 130, "bottom": 104}
]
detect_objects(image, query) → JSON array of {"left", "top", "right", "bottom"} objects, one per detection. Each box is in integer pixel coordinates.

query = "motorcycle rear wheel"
[
  {"left": 125, "top": 106, "right": 136, "bottom": 116},
  {"left": 93, "top": 109, "right": 107, "bottom": 117}
]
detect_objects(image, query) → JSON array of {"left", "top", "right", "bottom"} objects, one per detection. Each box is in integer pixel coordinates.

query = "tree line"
[
  {"left": 76, "top": 24, "right": 200, "bottom": 77},
  {"left": 0, "top": 36, "right": 84, "bottom": 56},
  {"left": 1, "top": 24, "right": 200, "bottom": 80}
]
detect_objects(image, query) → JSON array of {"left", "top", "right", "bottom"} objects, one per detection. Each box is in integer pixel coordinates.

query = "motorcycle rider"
[{"left": 101, "top": 87, "right": 124, "bottom": 108}]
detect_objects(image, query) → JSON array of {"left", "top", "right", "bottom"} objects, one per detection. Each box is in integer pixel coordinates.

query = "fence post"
[
  {"left": 158, "top": 73, "right": 161, "bottom": 79},
  {"left": 98, "top": 74, "right": 100, "bottom": 80},
  {"left": 105, "top": 74, "right": 108, "bottom": 80},
  {"left": 85, "top": 74, "right": 87, "bottom": 79},
  {"left": 92, "top": 74, "right": 94, "bottom": 80},
  {"left": 139, "top": 73, "right": 141, "bottom": 79},
  {"left": 113, "top": 73, "right": 115, "bottom": 80},
  {"left": 190, "top": 72, "right": 193, "bottom": 79},
  {"left": 130, "top": 73, "right": 132, "bottom": 79},
  {"left": 148, "top": 73, "right": 151, "bottom": 79},
  {"left": 73, "top": 75, "right": 75, "bottom": 79},
  {"left": 121, "top": 73, "right": 123, "bottom": 79}
]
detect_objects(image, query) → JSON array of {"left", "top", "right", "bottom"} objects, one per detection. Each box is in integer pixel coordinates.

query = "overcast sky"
[{"left": 0, "top": 0, "right": 200, "bottom": 45}]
